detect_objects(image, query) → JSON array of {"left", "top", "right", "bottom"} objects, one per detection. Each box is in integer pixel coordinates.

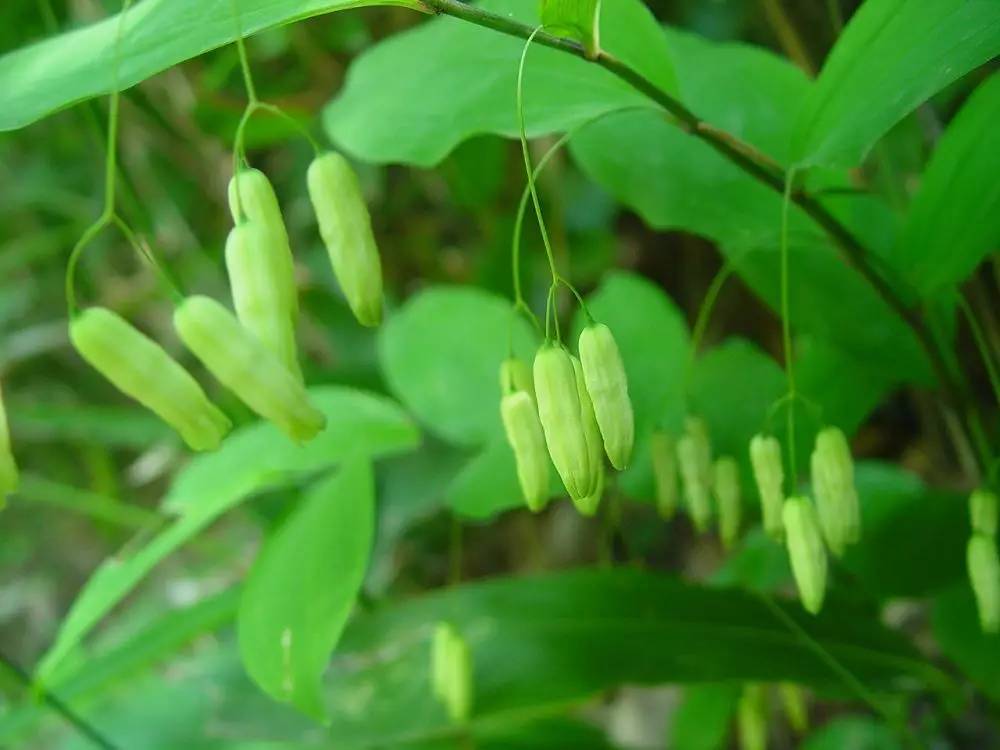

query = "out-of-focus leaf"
[
  {"left": 447, "top": 438, "right": 524, "bottom": 519},
  {"left": 8, "top": 403, "right": 170, "bottom": 448},
  {"left": 35, "top": 388, "right": 418, "bottom": 683},
  {"left": 325, "top": 0, "right": 676, "bottom": 165},
  {"left": 932, "top": 584, "right": 1000, "bottom": 703},
  {"left": 0, "top": 0, "right": 423, "bottom": 132},
  {"left": 670, "top": 683, "right": 739, "bottom": 750},
  {"left": 379, "top": 286, "right": 536, "bottom": 446},
  {"left": 894, "top": 72, "right": 1000, "bottom": 296},
  {"left": 791, "top": 0, "right": 1000, "bottom": 168},
  {"left": 842, "top": 463, "right": 965, "bottom": 600},
  {"left": 239, "top": 458, "right": 374, "bottom": 721},
  {"left": 800, "top": 715, "right": 902, "bottom": 750}
]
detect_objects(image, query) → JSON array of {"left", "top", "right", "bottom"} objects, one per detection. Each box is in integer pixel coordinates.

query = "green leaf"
[
  {"left": 324, "top": 0, "right": 676, "bottom": 165},
  {"left": 379, "top": 286, "right": 536, "bottom": 446},
  {"left": 842, "top": 463, "right": 965, "bottom": 600},
  {"left": 565, "top": 32, "right": 929, "bottom": 384},
  {"left": 239, "top": 458, "right": 374, "bottom": 721},
  {"left": 336, "top": 569, "right": 944, "bottom": 719},
  {"left": 541, "top": 0, "right": 601, "bottom": 55},
  {"left": 670, "top": 683, "right": 739, "bottom": 750},
  {"left": 690, "top": 339, "right": 786, "bottom": 461},
  {"left": 0, "top": 0, "right": 422, "bottom": 132},
  {"left": 791, "top": 0, "right": 1000, "bottom": 168},
  {"left": 800, "top": 715, "right": 902, "bottom": 750},
  {"left": 932, "top": 584, "right": 1000, "bottom": 703},
  {"left": 8, "top": 402, "right": 170, "bottom": 447},
  {"left": 894, "top": 72, "right": 1000, "bottom": 296},
  {"left": 448, "top": 438, "right": 525, "bottom": 519},
  {"left": 35, "top": 387, "right": 418, "bottom": 683}
]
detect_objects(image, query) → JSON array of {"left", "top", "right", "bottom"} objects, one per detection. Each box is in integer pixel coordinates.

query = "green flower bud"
[
  {"left": 677, "top": 417, "right": 712, "bottom": 532},
  {"left": 500, "top": 356, "right": 534, "bottom": 399},
  {"left": 573, "top": 355, "right": 604, "bottom": 501},
  {"left": 749, "top": 434, "right": 784, "bottom": 541},
  {"left": 779, "top": 683, "right": 808, "bottom": 734},
  {"left": 714, "top": 456, "right": 742, "bottom": 549},
  {"left": 70, "top": 307, "right": 231, "bottom": 452},
  {"left": 810, "top": 427, "right": 860, "bottom": 557},
  {"left": 430, "top": 622, "right": 473, "bottom": 723},
  {"left": 970, "top": 489, "right": 998, "bottom": 537},
  {"left": 968, "top": 534, "right": 1000, "bottom": 634},
  {"left": 173, "top": 296, "right": 325, "bottom": 442},
  {"left": 227, "top": 168, "right": 298, "bottom": 319},
  {"left": 0, "top": 381, "right": 18, "bottom": 500},
  {"left": 578, "top": 323, "right": 634, "bottom": 470},
  {"left": 306, "top": 152, "right": 384, "bottom": 327},
  {"left": 225, "top": 222, "right": 301, "bottom": 381},
  {"left": 500, "top": 391, "right": 550, "bottom": 512},
  {"left": 782, "top": 496, "right": 828, "bottom": 615},
  {"left": 533, "top": 345, "right": 594, "bottom": 500},
  {"left": 650, "top": 431, "right": 678, "bottom": 520},
  {"left": 737, "top": 684, "right": 768, "bottom": 750}
]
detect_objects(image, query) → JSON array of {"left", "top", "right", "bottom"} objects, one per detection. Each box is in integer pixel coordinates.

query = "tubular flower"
[
  {"left": 70, "top": 307, "right": 230, "bottom": 451},
  {"left": 578, "top": 323, "right": 633, "bottom": 470},
  {"left": 533, "top": 345, "right": 593, "bottom": 500},
  {"left": 713, "top": 456, "right": 742, "bottom": 549},
  {"left": 174, "top": 296, "right": 325, "bottom": 442},
  {"left": 650, "top": 431, "right": 678, "bottom": 520},
  {"left": 431, "top": 622, "right": 473, "bottom": 723},
  {"left": 225, "top": 221, "right": 301, "bottom": 380},
  {"left": 227, "top": 168, "right": 298, "bottom": 318},
  {"left": 307, "top": 152, "right": 384, "bottom": 327},
  {"left": 782, "top": 496, "right": 828, "bottom": 615},
  {"left": 677, "top": 417, "right": 713, "bottom": 532},
  {"left": 749, "top": 433, "right": 785, "bottom": 540},
  {"left": 810, "top": 427, "right": 860, "bottom": 557},
  {"left": 0, "top": 381, "right": 18, "bottom": 499}
]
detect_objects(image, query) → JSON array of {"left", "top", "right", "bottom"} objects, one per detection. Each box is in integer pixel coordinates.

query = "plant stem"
[
  {"left": 419, "top": 0, "right": 989, "bottom": 477},
  {"left": 780, "top": 171, "right": 798, "bottom": 480},
  {"left": 0, "top": 651, "right": 120, "bottom": 750}
]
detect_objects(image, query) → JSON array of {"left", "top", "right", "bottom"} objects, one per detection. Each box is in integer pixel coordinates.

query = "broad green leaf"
[
  {"left": 0, "top": 0, "right": 422, "bottom": 132},
  {"left": 35, "top": 387, "right": 418, "bottom": 683},
  {"left": 791, "top": 0, "right": 1000, "bottom": 168},
  {"left": 325, "top": 0, "right": 676, "bottom": 165},
  {"left": 541, "top": 0, "right": 601, "bottom": 55},
  {"left": 840, "top": 464, "right": 966, "bottom": 600},
  {"left": 800, "top": 716, "right": 902, "bottom": 750},
  {"left": 712, "top": 529, "right": 791, "bottom": 593},
  {"left": 337, "top": 569, "right": 945, "bottom": 718},
  {"left": 894, "top": 72, "right": 1000, "bottom": 296},
  {"left": 670, "top": 683, "right": 739, "bottom": 750},
  {"left": 239, "top": 458, "right": 374, "bottom": 721},
  {"left": 932, "top": 584, "right": 1000, "bottom": 703},
  {"left": 690, "top": 338, "right": 786, "bottom": 461},
  {"left": 448, "top": 438, "right": 525, "bottom": 519},
  {"left": 379, "top": 286, "right": 536, "bottom": 446}
]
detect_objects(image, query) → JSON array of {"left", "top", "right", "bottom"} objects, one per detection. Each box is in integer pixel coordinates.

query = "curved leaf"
[
  {"left": 791, "top": 0, "right": 1000, "bottom": 168},
  {"left": 325, "top": 0, "right": 676, "bottom": 165},
  {"left": 35, "top": 387, "right": 418, "bottom": 684},
  {"left": 239, "top": 458, "right": 374, "bottom": 721},
  {"left": 0, "top": 0, "right": 422, "bottom": 132}
]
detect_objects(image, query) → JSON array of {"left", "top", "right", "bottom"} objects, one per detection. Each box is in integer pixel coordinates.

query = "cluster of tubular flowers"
[
  {"left": 748, "top": 427, "right": 861, "bottom": 615},
  {"left": 649, "top": 418, "right": 744, "bottom": 550},
  {"left": 500, "top": 323, "right": 634, "bottom": 517},
  {"left": 68, "top": 153, "right": 384, "bottom": 451}
]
